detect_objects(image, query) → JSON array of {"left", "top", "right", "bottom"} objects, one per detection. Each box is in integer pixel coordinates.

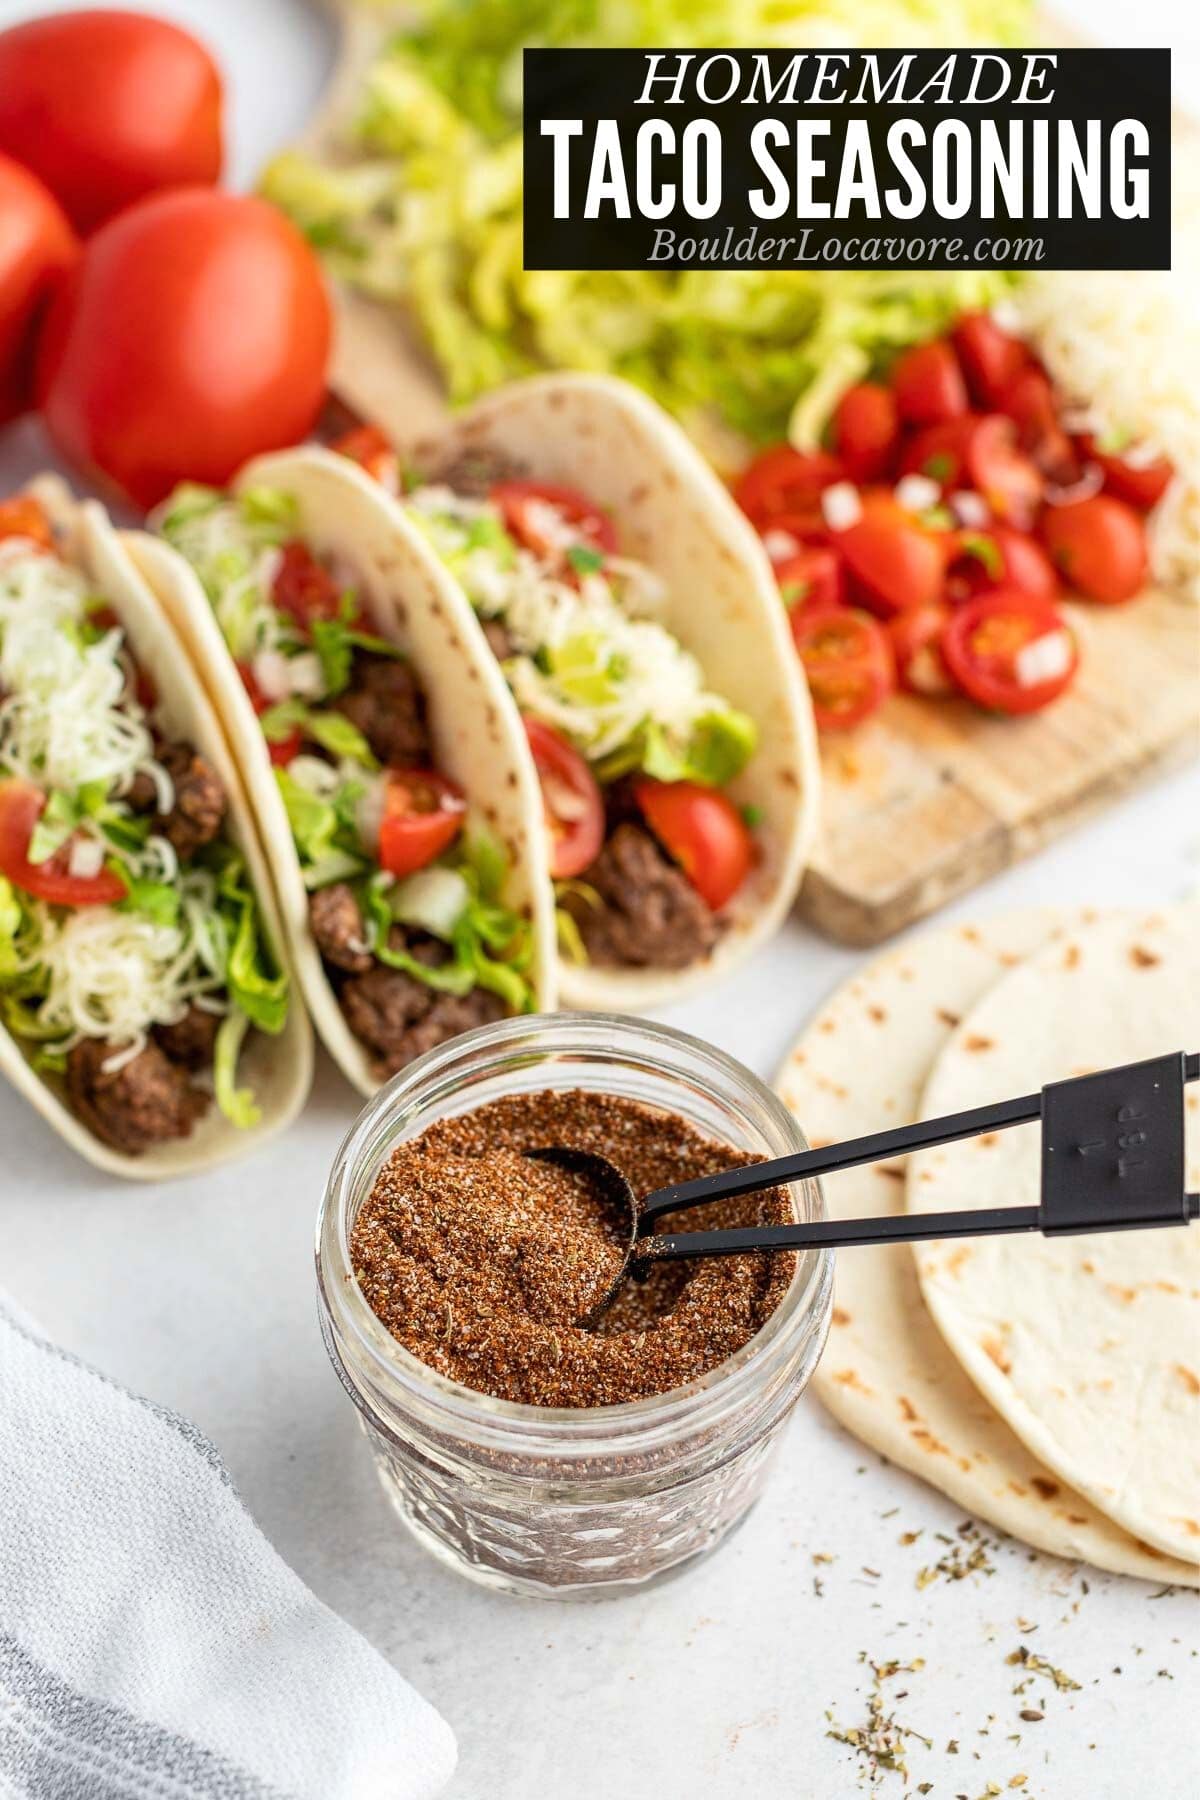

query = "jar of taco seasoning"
[{"left": 316, "top": 1014, "right": 832, "bottom": 1599}]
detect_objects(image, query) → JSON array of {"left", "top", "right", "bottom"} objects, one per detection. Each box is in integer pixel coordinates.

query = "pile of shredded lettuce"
[{"left": 263, "top": 0, "right": 1031, "bottom": 450}]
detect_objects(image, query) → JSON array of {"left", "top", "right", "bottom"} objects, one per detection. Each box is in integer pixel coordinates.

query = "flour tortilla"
[
  {"left": 126, "top": 446, "right": 557, "bottom": 1098},
  {"left": 0, "top": 484, "right": 313, "bottom": 1179},
  {"left": 414, "top": 373, "right": 820, "bottom": 1010},
  {"left": 909, "top": 906, "right": 1200, "bottom": 1566},
  {"left": 776, "top": 909, "right": 1199, "bottom": 1585}
]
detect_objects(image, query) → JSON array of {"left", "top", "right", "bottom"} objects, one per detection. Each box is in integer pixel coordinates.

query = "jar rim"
[{"left": 316, "top": 1011, "right": 833, "bottom": 1453}]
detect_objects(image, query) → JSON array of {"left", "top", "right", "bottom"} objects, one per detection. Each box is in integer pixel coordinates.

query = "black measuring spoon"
[{"left": 528, "top": 1051, "right": 1200, "bottom": 1328}]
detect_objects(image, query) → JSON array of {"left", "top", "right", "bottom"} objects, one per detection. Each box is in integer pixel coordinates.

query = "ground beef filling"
[
  {"left": 65, "top": 743, "right": 230, "bottom": 1155},
  {"left": 561, "top": 822, "right": 720, "bottom": 970},
  {"left": 334, "top": 653, "right": 429, "bottom": 768},
  {"left": 350, "top": 1090, "right": 794, "bottom": 1407}
]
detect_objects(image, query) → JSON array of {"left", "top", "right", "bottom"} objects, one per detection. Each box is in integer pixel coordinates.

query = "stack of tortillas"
[{"left": 777, "top": 904, "right": 1200, "bottom": 1585}]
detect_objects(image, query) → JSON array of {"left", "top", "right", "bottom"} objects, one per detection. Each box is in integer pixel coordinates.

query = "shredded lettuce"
[
  {"left": 274, "top": 767, "right": 368, "bottom": 889},
  {"left": 0, "top": 878, "right": 21, "bottom": 979},
  {"left": 214, "top": 1008, "right": 260, "bottom": 1129},
  {"left": 263, "top": 0, "right": 1030, "bottom": 452}
]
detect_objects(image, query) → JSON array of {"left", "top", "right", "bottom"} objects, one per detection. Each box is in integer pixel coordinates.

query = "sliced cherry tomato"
[
  {"left": 901, "top": 413, "right": 1043, "bottom": 526},
  {"left": 272, "top": 541, "right": 342, "bottom": 630},
  {"left": 777, "top": 545, "right": 844, "bottom": 615},
  {"left": 492, "top": 480, "right": 617, "bottom": 565},
  {"left": 1077, "top": 436, "right": 1173, "bottom": 511},
  {"left": 734, "top": 446, "right": 843, "bottom": 528},
  {"left": 832, "top": 383, "right": 900, "bottom": 482},
  {"left": 0, "top": 778, "right": 127, "bottom": 906},
  {"left": 835, "top": 493, "right": 948, "bottom": 615},
  {"left": 996, "top": 367, "right": 1078, "bottom": 486},
  {"left": 523, "top": 716, "right": 605, "bottom": 880},
  {"left": 1039, "top": 494, "right": 1147, "bottom": 603},
  {"left": 942, "top": 591, "right": 1078, "bottom": 715},
  {"left": 0, "top": 495, "right": 54, "bottom": 551},
  {"left": 791, "top": 606, "right": 894, "bottom": 732},
  {"left": 378, "top": 769, "right": 466, "bottom": 878},
  {"left": 891, "top": 339, "right": 968, "bottom": 426},
  {"left": 946, "top": 524, "right": 1059, "bottom": 604},
  {"left": 951, "top": 312, "right": 1028, "bottom": 407},
  {"left": 887, "top": 603, "right": 955, "bottom": 697},
  {"left": 632, "top": 778, "right": 753, "bottom": 912},
  {"left": 330, "top": 424, "right": 401, "bottom": 494}
]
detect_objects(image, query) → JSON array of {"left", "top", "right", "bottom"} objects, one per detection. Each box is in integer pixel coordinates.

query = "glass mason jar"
[{"left": 316, "top": 1013, "right": 833, "bottom": 1600}]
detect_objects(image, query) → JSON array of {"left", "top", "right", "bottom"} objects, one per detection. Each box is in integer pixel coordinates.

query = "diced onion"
[
  {"left": 1016, "top": 628, "right": 1073, "bottom": 688},
  {"left": 390, "top": 866, "right": 469, "bottom": 939},
  {"left": 67, "top": 835, "right": 105, "bottom": 880},
  {"left": 949, "top": 491, "right": 990, "bottom": 528},
  {"left": 821, "top": 482, "right": 862, "bottom": 531},
  {"left": 894, "top": 474, "right": 942, "bottom": 514}
]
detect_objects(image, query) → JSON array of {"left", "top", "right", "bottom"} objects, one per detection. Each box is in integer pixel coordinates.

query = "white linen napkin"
[{"left": 0, "top": 1295, "right": 457, "bottom": 1800}]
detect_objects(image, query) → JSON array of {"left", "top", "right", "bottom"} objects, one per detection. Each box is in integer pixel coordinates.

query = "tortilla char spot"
[
  {"left": 1174, "top": 1518, "right": 1200, "bottom": 1537},
  {"left": 1106, "top": 1283, "right": 1138, "bottom": 1305},
  {"left": 809, "top": 1136, "right": 834, "bottom": 1150},
  {"left": 897, "top": 1396, "right": 918, "bottom": 1422},
  {"left": 818, "top": 1019, "right": 836, "bottom": 1035},
  {"left": 982, "top": 1336, "right": 1012, "bottom": 1374},
  {"left": 1063, "top": 944, "right": 1081, "bottom": 969},
  {"left": 506, "top": 771, "right": 517, "bottom": 788},
  {"left": 937, "top": 1008, "right": 961, "bottom": 1028},
  {"left": 960, "top": 925, "right": 981, "bottom": 943},
  {"left": 964, "top": 1034, "right": 994, "bottom": 1053},
  {"left": 911, "top": 1426, "right": 949, "bottom": 1457},
  {"left": 876, "top": 1165, "right": 905, "bottom": 1183},
  {"left": 832, "top": 1368, "right": 871, "bottom": 1394},
  {"left": 868, "top": 1005, "right": 887, "bottom": 1024},
  {"left": 945, "top": 1247, "right": 972, "bottom": 1277},
  {"left": 779, "top": 768, "right": 798, "bottom": 790},
  {"left": 629, "top": 482, "right": 651, "bottom": 506},
  {"left": 1030, "top": 1476, "right": 1060, "bottom": 1500},
  {"left": 1067, "top": 1515, "right": 1088, "bottom": 1527},
  {"left": 1130, "top": 945, "right": 1161, "bottom": 968},
  {"left": 1008, "top": 1481, "right": 1028, "bottom": 1496},
  {"left": 979, "top": 1133, "right": 998, "bottom": 1148},
  {"left": 1081, "top": 1259, "right": 1097, "bottom": 1274},
  {"left": 1175, "top": 1365, "right": 1200, "bottom": 1396},
  {"left": 548, "top": 392, "right": 565, "bottom": 412},
  {"left": 1156, "top": 1280, "right": 1181, "bottom": 1294},
  {"left": 832, "top": 1308, "right": 851, "bottom": 1327}
]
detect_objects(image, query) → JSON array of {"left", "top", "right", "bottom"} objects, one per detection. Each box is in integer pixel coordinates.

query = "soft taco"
[
  {"left": 0, "top": 485, "right": 312, "bottom": 1178},
  {"left": 132, "top": 448, "right": 556, "bottom": 1095},
  {"left": 330, "top": 374, "right": 820, "bottom": 1009}
]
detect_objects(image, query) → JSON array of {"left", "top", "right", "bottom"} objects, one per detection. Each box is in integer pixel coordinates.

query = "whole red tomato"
[
  {"left": 0, "top": 154, "right": 78, "bottom": 423},
  {"left": 0, "top": 10, "right": 222, "bottom": 234},
  {"left": 36, "top": 189, "right": 331, "bottom": 509}
]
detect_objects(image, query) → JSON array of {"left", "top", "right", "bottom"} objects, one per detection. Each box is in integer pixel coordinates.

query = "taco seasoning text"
[{"left": 350, "top": 1090, "right": 793, "bottom": 1407}]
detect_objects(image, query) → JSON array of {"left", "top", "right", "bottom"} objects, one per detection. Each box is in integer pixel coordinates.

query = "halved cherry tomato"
[
  {"left": 902, "top": 413, "right": 1042, "bottom": 526},
  {"left": 236, "top": 660, "right": 302, "bottom": 766},
  {"left": 891, "top": 339, "right": 968, "bottom": 426},
  {"left": 946, "top": 524, "right": 1059, "bottom": 604},
  {"left": 0, "top": 778, "right": 127, "bottom": 906},
  {"left": 777, "top": 546, "right": 844, "bottom": 615},
  {"left": 942, "top": 591, "right": 1078, "bottom": 715},
  {"left": 997, "top": 367, "right": 1078, "bottom": 486},
  {"left": 632, "top": 778, "right": 753, "bottom": 911},
  {"left": 1077, "top": 436, "right": 1173, "bottom": 511},
  {"left": 492, "top": 480, "right": 617, "bottom": 565},
  {"left": 836, "top": 493, "right": 948, "bottom": 615},
  {"left": 887, "top": 603, "right": 955, "bottom": 696},
  {"left": 734, "top": 446, "right": 843, "bottom": 528},
  {"left": 273, "top": 541, "right": 342, "bottom": 629},
  {"left": 832, "top": 382, "right": 900, "bottom": 482},
  {"left": 0, "top": 495, "right": 54, "bottom": 550},
  {"left": 900, "top": 418, "right": 975, "bottom": 489},
  {"left": 1039, "top": 494, "right": 1147, "bottom": 603},
  {"left": 378, "top": 769, "right": 466, "bottom": 878},
  {"left": 791, "top": 606, "right": 894, "bottom": 732},
  {"left": 523, "top": 716, "right": 605, "bottom": 880},
  {"left": 330, "top": 424, "right": 400, "bottom": 494},
  {"left": 952, "top": 312, "right": 1028, "bottom": 407}
]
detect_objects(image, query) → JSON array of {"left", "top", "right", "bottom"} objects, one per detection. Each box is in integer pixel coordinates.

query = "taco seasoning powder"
[{"left": 349, "top": 1090, "right": 794, "bottom": 1408}]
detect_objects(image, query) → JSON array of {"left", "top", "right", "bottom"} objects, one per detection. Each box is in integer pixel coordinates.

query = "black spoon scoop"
[{"left": 529, "top": 1051, "right": 1200, "bottom": 1328}]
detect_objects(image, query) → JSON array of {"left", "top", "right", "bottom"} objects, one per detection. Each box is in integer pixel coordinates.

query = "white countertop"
[{"left": 2, "top": 5, "right": 1199, "bottom": 1796}]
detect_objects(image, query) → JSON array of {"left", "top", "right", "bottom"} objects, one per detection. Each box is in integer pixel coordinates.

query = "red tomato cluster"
[
  {"left": 737, "top": 311, "right": 1168, "bottom": 732},
  {"left": 0, "top": 11, "right": 330, "bottom": 508}
]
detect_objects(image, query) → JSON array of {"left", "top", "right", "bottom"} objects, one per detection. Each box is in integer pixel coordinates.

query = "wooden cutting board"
[{"left": 310, "top": 4, "right": 1200, "bottom": 946}]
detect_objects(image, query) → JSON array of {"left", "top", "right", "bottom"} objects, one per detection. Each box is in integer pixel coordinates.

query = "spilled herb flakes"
[
  {"left": 917, "top": 1522, "right": 998, "bottom": 1589},
  {"left": 826, "top": 1655, "right": 930, "bottom": 1782},
  {"left": 1006, "top": 1645, "right": 1081, "bottom": 1691}
]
